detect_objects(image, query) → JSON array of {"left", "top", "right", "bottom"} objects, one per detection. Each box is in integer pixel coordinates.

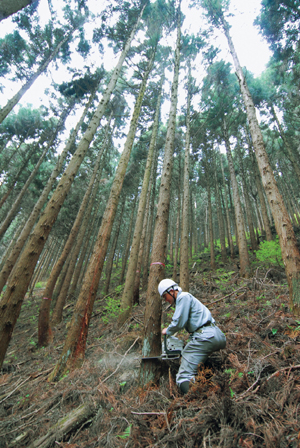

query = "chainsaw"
[{"left": 141, "top": 335, "right": 184, "bottom": 361}]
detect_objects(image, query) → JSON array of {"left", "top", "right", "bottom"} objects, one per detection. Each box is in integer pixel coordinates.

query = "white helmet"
[{"left": 158, "top": 279, "right": 178, "bottom": 297}]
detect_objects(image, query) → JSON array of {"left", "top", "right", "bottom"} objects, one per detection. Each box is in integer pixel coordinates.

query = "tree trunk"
[
  {"left": 141, "top": 144, "right": 159, "bottom": 291},
  {"left": 180, "top": 62, "right": 191, "bottom": 290},
  {"left": 236, "top": 145, "right": 258, "bottom": 251},
  {"left": 120, "top": 194, "right": 137, "bottom": 284},
  {"left": 0, "top": 97, "right": 83, "bottom": 294},
  {"left": 276, "top": 174, "right": 298, "bottom": 226},
  {"left": 271, "top": 104, "right": 300, "bottom": 182},
  {"left": 119, "top": 75, "right": 162, "bottom": 324},
  {"left": 247, "top": 139, "right": 272, "bottom": 241},
  {"left": 0, "top": 3, "right": 147, "bottom": 370},
  {"left": 0, "top": 218, "right": 25, "bottom": 270},
  {"left": 104, "top": 199, "right": 125, "bottom": 295},
  {"left": 68, "top": 198, "right": 103, "bottom": 299},
  {"left": 223, "top": 120, "right": 250, "bottom": 277},
  {"left": 222, "top": 19, "right": 300, "bottom": 312},
  {"left": 39, "top": 121, "right": 109, "bottom": 343},
  {"left": 133, "top": 172, "right": 156, "bottom": 306},
  {"left": 172, "top": 193, "right": 181, "bottom": 281},
  {"left": 213, "top": 154, "right": 227, "bottom": 262},
  {"left": 220, "top": 155, "right": 234, "bottom": 259},
  {"left": 48, "top": 27, "right": 153, "bottom": 380},
  {"left": 52, "top": 252, "right": 73, "bottom": 309},
  {"left": 207, "top": 182, "right": 216, "bottom": 270},
  {"left": 140, "top": 6, "right": 181, "bottom": 387},
  {"left": 0, "top": 142, "right": 51, "bottom": 239},
  {"left": 169, "top": 219, "right": 174, "bottom": 264},
  {"left": 28, "top": 403, "right": 95, "bottom": 448},
  {"left": 0, "top": 140, "right": 38, "bottom": 210},
  {"left": 28, "top": 240, "right": 52, "bottom": 294}
]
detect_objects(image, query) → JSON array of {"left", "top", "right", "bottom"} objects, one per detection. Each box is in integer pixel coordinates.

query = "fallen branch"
[
  {"left": 101, "top": 336, "right": 140, "bottom": 383},
  {"left": 266, "top": 364, "right": 300, "bottom": 382},
  {"left": 235, "top": 373, "right": 261, "bottom": 402},
  {"left": 28, "top": 403, "right": 95, "bottom": 448},
  {"left": 205, "top": 287, "right": 247, "bottom": 306},
  {"left": 131, "top": 411, "right": 165, "bottom": 415},
  {"left": 0, "top": 376, "right": 30, "bottom": 404}
]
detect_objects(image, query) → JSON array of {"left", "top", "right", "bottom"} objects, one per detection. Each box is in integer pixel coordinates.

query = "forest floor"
[{"left": 1, "top": 252, "right": 300, "bottom": 448}]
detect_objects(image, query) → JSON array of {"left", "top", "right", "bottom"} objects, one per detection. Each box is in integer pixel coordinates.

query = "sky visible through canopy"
[{"left": 0, "top": 0, "right": 271, "bottom": 150}]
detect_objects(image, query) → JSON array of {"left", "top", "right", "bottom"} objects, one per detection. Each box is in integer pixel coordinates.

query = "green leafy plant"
[
  {"left": 114, "top": 284, "right": 123, "bottom": 294},
  {"left": 117, "top": 424, "right": 132, "bottom": 439},
  {"left": 102, "top": 297, "right": 122, "bottom": 324},
  {"left": 271, "top": 328, "right": 278, "bottom": 335},
  {"left": 224, "top": 368, "right": 235, "bottom": 381},
  {"left": 255, "top": 237, "right": 283, "bottom": 266},
  {"left": 119, "top": 381, "right": 127, "bottom": 391}
]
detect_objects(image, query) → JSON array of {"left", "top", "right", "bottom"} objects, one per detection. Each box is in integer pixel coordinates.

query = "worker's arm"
[{"left": 166, "top": 294, "right": 190, "bottom": 336}]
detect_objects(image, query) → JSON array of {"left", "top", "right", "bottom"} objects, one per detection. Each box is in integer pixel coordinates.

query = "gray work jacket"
[{"left": 166, "top": 291, "right": 214, "bottom": 336}]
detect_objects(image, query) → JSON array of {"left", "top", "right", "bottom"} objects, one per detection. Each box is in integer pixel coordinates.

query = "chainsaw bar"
[
  {"left": 141, "top": 336, "right": 183, "bottom": 361},
  {"left": 141, "top": 355, "right": 180, "bottom": 361}
]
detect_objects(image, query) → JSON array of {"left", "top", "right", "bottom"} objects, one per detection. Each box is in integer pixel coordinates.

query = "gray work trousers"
[{"left": 176, "top": 324, "right": 226, "bottom": 386}]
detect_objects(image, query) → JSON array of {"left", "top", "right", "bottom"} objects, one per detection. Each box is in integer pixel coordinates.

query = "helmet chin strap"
[{"left": 168, "top": 290, "right": 177, "bottom": 302}]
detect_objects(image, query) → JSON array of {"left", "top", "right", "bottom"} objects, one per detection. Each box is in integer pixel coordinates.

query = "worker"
[{"left": 158, "top": 279, "right": 226, "bottom": 394}]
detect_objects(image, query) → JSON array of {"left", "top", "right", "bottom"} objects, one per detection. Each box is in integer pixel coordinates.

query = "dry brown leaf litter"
[{"left": 0, "top": 263, "right": 300, "bottom": 447}]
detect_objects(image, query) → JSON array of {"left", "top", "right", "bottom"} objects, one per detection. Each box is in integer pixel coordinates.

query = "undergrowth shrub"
[{"left": 255, "top": 237, "right": 283, "bottom": 267}]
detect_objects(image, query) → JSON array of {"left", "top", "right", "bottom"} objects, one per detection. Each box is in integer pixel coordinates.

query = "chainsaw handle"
[{"left": 164, "top": 334, "right": 171, "bottom": 355}]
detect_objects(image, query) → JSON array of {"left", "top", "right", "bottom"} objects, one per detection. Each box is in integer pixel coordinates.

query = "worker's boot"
[{"left": 179, "top": 381, "right": 190, "bottom": 394}]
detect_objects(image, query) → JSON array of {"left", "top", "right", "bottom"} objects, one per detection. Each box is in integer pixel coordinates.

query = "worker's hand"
[{"left": 162, "top": 328, "right": 168, "bottom": 335}]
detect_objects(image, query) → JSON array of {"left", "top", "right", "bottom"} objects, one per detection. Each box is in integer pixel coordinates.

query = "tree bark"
[
  {"left": 68, "top": 197, "right": 103, "bottom": 299},
  {"left": 39, "top": 120, "right": 109, "bottom": 343},
  {"left": 207, "top": 182, "right": 216, "bottom": 271},
  {"left": 28, "top": 403, "right": 95, "bottom": 448},
  {"left": 223, "top": 120, "right": 250, "bottom": 277},
  {"left": 247, "top": 139, "right": 272, "bottom": 241},
  {"left": 213, "top": 153, "right": 227, "bottom": 262},
  {"left": 120, "top": 194, "right": 137, "bottom": 284},
  {"left": 220, "top": 155, "right": 234, "bottom": 259},
  {"left": 222, "top": 18, "right": 300, "bottom": 312},
  {"left": 104, "top": 198, "right": 125, "bottom": 295},
  {"left": 236, "top": 145, "right": 258, "bottom": 251},
  {"left": 0, "top": 3, "right": 147, "bottom": 370},
  {"left": 0, "top": 142, "right": 51, "bottom": 239},
  {"left": 172, "top": 193, "right": 181, "bottom": 281},
  {"left": 271, "top": 104, "right": 300, "bottom": 182},
  {"left": 132, "top": 196, "right": 149, "bottom": 306},
  {"left": 0, "top": 98, "right": 81, "bottom": 293},
  {"left": 180, "top": 62, "right": 191, "bottom": 290},
  {"left": 119, "top": 74, "right": 162, "bottom": 324},
  {"left": 140, "top": 5, "right": 181, "bottom": 386},
  {"left": 48, "top": 22, "right": 153, "bottom": 379},
  {"left": 0, "top": 218, "right": 25, "bottom": 270},
  {"left": 141, "top": 144, "right": 159, "bottom": 291},
  {"left": 0, "top": 139, "right": 38, "bottom": 209}
]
